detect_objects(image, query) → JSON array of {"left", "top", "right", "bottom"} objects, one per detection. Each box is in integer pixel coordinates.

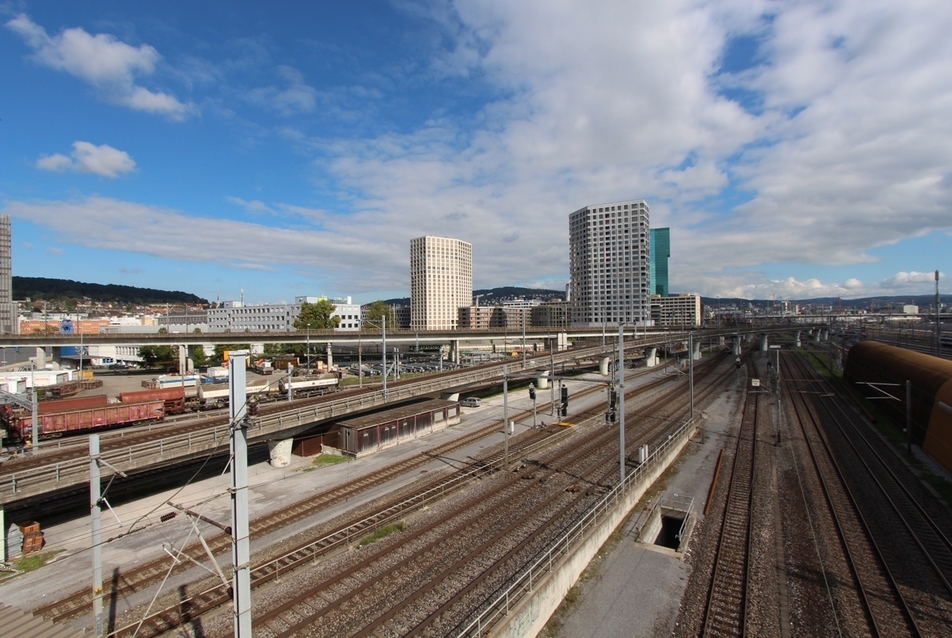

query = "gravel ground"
[{"left": 551, "top": 361, "right": 747, "bottom": 638}]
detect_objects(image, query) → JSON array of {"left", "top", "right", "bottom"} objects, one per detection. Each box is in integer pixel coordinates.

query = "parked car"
[{"left": 460, "top": 397, "right": 481, "bottom": 408}]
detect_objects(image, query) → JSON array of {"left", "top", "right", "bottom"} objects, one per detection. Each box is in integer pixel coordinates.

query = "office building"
[
  {"left": 650, "top": 293, "right": 702, "bottom": 328},
  {"left": 207, "top": 296, "right": 361, "bottom": 332},
  {"left": 0, "top": 215, "right": 17, "bottom": 334},
  {"left": 568, "top": 200, "right": 650, "bottom": 327},
  {"left": 649, "top": 227, "right": 670, "bottom": 296},
  {"left": 410, "top": 236, "right": 473, "bottom": 330}
]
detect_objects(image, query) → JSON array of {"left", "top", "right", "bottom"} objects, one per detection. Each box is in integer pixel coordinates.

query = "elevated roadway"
[
  {"left": 0, "top": 325, "right": 818, "bottom": 508},
  {"left": 0, "top": 320, "right": 823, "bottom": 349}
]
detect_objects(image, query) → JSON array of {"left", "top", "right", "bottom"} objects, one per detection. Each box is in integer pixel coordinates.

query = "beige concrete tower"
[{"left": 410, "top": 236, "right": 472, "bottom": 330}]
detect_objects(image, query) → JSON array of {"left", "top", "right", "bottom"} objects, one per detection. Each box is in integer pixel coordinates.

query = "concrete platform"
[{"left": 548, "top": 368, "right": 745, "bottom": 637}]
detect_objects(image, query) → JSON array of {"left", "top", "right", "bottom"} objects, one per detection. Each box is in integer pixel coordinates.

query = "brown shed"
[{"left": 335, "top": 399, "right": 461, "bottom": 457}]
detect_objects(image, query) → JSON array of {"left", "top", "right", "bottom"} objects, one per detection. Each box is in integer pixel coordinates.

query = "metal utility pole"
[
  {"left": 618, "top": 325, "right": 626, "bottom": 484},
  {"left": 382, "top": 315, "right": 387, "bottom": 399},
  {"left": 936, "top": 270, "right": 941, "bottom": 356},
  {"left": 688, "top": 333, "right": 695, "bottom": 421},
  {"left": 286, "top": 363, "right": 292, "bottom": 401},
  {"left": 90, "top": 435, "right": 103, "bottom": 637},
  {"left": 358, "top": 321, "right": 363, "bottom": 389},
  {"left": 31, "top": 362, "right": 38, "bottom": 454},
  {"left": 550, "top": 341, "right": 556, "bottom": 416},
  {"left": 503, "top": 365, "right": 510, "bottom": 471},
  {"left": 90, "top": 434, "right": 126, "bottom": 637},
  {"left": 522, "top": 310, "right": 527, "bottom": 367},
  {"left": 229, "top": 351, "right": 252, "bottom": 638}
]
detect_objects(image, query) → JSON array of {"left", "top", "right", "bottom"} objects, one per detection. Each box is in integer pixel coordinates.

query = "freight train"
[
  {"left": 1, "top": 397, "right": 166, "bottom": 445},
  {"left": 1, "top": 373, "right": 342, "bottom": 445},
  {"left": 197, "top": 373, "right": 340, "bottom": 408}
]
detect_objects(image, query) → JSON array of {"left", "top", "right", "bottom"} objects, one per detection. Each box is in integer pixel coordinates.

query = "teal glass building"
[{"left": 649, "top": 227, "right": 670, "bottom": 296}]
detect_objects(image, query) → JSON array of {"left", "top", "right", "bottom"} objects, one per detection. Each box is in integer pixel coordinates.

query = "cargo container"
[
  {"left": 1, "top": 399, "right": 166, "bottom": 443},
  {"left": 197, "top": 379, "right": 271, "bottom": 408},
  {"left": 119, "top": 387, "right": 187, "bottom": 414},
  {"left": 278, "top": 373, "right": 340, "bottom": 397},
  {"left": 37, "top": 394, "right": 110, "bottom": 414}
]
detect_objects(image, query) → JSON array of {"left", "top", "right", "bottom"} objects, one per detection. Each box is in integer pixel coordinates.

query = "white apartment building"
[
  {"left": 650, "top": 293, "right": 702, "bottom": 328},
  {"left": 295, "top": 296, "right": 362, "bottom": 330},
  {"left": 568, "top": 200, "right": 651, "bottom": 327},
  {"left": 410, "top": 236, "right": 473, "bottom": 330},
  {"left": 207, "top": 296, "right": 362, "bottom": 332}
]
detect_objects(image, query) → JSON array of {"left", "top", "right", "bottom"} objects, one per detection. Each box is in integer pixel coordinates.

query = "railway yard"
[{"left": 1, "top": 337, "right": 952, "bottom": 637}]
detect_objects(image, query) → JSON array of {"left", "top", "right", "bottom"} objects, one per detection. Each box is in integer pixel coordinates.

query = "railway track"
[
  {"left": 699, "top": 364, "right": 758, "bottom": 637},
  {"left": 106, "top": 359, "right": 715, "bottom": 636},
  {"left": 783, "top": 350, "right": 917, "bottom": 636},
  {"left": 34, "top": 402, "right": 556, "bottom": 626},
  {"left": 37, "top": 350, "right": 734, "bottom": 635},
  {"left": 225, "top": 353, "right": 737, "bottom": 637},
  {"left": 36, "top": 375, "right": 635, "bottom": 631},
  {"left": 784, "top": 349, "right": 952, "bottom": 635}
]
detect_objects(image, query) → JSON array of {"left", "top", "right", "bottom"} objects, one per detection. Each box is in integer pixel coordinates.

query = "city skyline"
[{"left": 1, "top": 2, "right": 950, "bottom": 305}]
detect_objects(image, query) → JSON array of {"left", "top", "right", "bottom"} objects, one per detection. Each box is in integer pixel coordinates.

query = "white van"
[{"left": 460, "top": 397, "right": 481, "bottom": 408}]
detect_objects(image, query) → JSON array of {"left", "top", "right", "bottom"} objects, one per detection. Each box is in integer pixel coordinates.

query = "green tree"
[
  {"left": 139, "top": 345, "right": 176, "bottom": 368},
  {"left": 189, "top": 345, "right": 208, "bottom": 368},
  {"left": 294, "top": 299, "right": 339, "bottom": 330},
  {"left": 264, "top": 342, "right": 297, "bottom": 356},
  {"left": 365, "top": 300, "right": 396, "bottom": 327}
]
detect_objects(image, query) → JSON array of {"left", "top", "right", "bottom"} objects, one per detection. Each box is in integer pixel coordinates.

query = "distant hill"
[
  {"left": 701, "top": 294, "right": 950, "bottom": 309},
  {"left": 13, "top": 276, "right": 206, "bottom": 305}
]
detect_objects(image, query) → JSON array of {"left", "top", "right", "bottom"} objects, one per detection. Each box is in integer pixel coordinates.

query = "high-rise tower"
[
  {"left": 649, "top": 227, "right": 670, "bottom": 296},
  {"left": 568, "top": 200, "right": 650, "bottom": 327},
  {"left": 0, "top": 215, "right": 16, "bottom": 334},
  {"left": 409, "top": 236, "right": 472, "bottom": 330}
]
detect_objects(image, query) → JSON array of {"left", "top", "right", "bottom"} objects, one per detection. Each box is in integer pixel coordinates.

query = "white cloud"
[
  {"left": 226, "top": 196, "right": 275, "bottom": 215},
  {"left": 245, "top": 66, "right": 318, "bottom": 116},
  {"left": 36, "top": 141, "right": 136, "bottom": 178},
  {"left": 5, "top": 14, "right": 195, "bottom": 120},
  {"left": 300, "top": 1, "right": 952, "bottom": 296},
  {"left": 878, "top": 271, "right": 942, "bottom": 290},
  {"left": 2, "top": 196, "right": 406, "bottom": 294}
]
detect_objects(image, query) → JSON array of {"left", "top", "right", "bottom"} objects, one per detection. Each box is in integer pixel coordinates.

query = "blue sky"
[{"left": 2, "top": 1, "right": 950, "bottom": 305}]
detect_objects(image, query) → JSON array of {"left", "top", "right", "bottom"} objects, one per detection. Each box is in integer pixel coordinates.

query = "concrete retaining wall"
[{"left": 488, "top": 424, "right": 698, "bottom": 638}]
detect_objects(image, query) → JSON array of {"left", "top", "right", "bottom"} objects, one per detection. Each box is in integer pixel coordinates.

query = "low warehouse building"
[{"left": 334, "top": 399, "right": 461, "bottom": 457}]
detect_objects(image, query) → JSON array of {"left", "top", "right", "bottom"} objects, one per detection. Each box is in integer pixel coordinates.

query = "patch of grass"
[
  {"left": 297, "top": 453, "right": 349, "bottom": 472},
  {"left": 311, "top": 453, "right": 349, "bottom": 467},
  {"left": 359, "top": 522, "right": 404, "bottom": 547},
  {"left": 3, "top": 550, "right": 63, "bottom": 577}
]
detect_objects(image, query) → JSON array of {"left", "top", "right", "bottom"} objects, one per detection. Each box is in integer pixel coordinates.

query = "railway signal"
[{"left": 528, "top": 383, "right": 537, "bottom": 428}]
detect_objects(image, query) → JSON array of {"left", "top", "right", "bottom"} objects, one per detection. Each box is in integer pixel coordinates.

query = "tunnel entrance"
[
  {"left": 635, "top": 492, "right": 695, "bottom": 554},
  {"left": 655, "top": 514, "right": 685, "bottom": 550}
]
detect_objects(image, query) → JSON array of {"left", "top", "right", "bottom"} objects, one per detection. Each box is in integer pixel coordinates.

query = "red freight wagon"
[
  {"left": 119, "top": 387, "right": 187, "bottom": 414},
  {"left": 37, "top": 394, "right": 110, "bottom": 414},
  {"left": 5, "top": 400, "right": 166, "bottom": 442}
]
